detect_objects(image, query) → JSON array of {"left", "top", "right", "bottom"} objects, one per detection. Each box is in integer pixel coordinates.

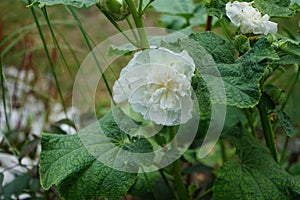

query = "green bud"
[
  {"left": 234, "top": 35, "right": 250, "bottom": 54},
  {"left": 264, "top": 84, "right": 286, "bottom": 106},
  {"left": 99, "top": 0, "right": 130, "bottom": 21}
]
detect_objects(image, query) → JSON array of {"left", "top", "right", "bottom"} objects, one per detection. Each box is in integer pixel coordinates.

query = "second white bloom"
[
  {"left": 113, "top": 47, "right": 195, "bottom": 126},
  {"left": 226, "top": 1, "right": 277, "bottom": 35}
]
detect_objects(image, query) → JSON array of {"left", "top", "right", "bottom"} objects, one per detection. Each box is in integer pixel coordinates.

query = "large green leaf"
[
  {"left": 238, "top": 38, "right": 279, "bottom": 63},
  {"left": 183, "top": 36, "right": 278, "bottom": 108},
  {"left": 254, "top": 0, "right": 296, "bottom": 18},
  {"left": 32, "top": 0, "right": 98, "bottom": 8},
  {"left": 151, "top": 0, "right": 195, "bottom": 16},
  {"left": 214, "top": 126, "right": 300, "bottom": 199},
  {"left": 40, "top": 109, "right": 153, "bottom": 200},
  {"left": 214, "top": 62, "right": 265, "bottom": 107},
  {"left": 189, "top": 32, "right": 236, "bottom": 64}
]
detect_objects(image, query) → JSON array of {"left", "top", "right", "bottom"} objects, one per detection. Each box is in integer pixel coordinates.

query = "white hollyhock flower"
[
  {"left": 113, "top": 47, "right": 195, "bottom": 126},
  {"left": 226, "top": 1, "right": 277, "bottom": 35}
]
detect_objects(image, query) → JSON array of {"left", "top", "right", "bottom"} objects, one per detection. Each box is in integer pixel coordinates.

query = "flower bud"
[{"left": 99, "top": 0, "right": 130, "bottom": 21}]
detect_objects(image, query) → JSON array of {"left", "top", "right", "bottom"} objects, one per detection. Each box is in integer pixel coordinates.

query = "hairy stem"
[
  {"left": 96, "top": 4, "right": 137, "bottom": 46},
  {"left": 125, "top": 0, "right": 149, "bottom": 49}
]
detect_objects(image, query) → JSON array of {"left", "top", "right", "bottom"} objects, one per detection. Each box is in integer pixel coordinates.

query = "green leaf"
[
  {"left": 276, "top": 110, "right": 295, "bottom": 137},
  {"left": 32, "top": 0, "right": 98, "bottom": 8},
  {"left": 216, "top": 62, "right": 265, "bottom": 107},
  {"left": 205, "top": 0, "right": 229, "bottom": 18},
  {"left": 254, "top": 0, "right": 296, "bottom": 18},
  {"left": 189, "top": 32, "right": 236, "bottom": 64},
  {"left": 191, "top": 74, "right": 211, "bottom": 115},
  {"left": 107, "top": 43, "right": 137, "bottom": 57},
  {"left": 185, "top": 36, "right": 277, "bottom": 108},
  {"left": 238, "top": 37, "right": 279, "bottom": 63},
  {"left": 40, "top": 109, "right": 153, "bottom": 200},
  {"left": 214, "top": 126, "right": 300, "bottom": 200},
  {"left": 159, "top": 15, "right": 187, "bottom": 30},
  {"left": 151, "top": 0, "right": 195, "bottom": 16}
]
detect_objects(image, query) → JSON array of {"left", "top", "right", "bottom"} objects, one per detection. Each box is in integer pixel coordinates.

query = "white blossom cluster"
[
  {"left": 226, "top": 1, "right": 277, "bottom": 35},
  {"left": 113, "top": 47, "right": 195, "bottom": 126}
]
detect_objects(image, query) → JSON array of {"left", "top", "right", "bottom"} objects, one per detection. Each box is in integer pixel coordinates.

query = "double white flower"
[
  {"left": 226, "top": 1, "right": 277, "bottom": 35},
  {"left": 113, "top": 47, "right": 195, "bottom": 126}
]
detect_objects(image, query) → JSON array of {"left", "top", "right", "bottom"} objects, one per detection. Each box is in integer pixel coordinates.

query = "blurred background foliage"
[{"left": 0, "top": 0, "right": 300, "bottom": 199}]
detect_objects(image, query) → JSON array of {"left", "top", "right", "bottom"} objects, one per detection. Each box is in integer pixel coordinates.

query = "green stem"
[
  {"left": 30, "top": 4, "right": 67, "bottom": 115},
  {"left": 0, "top": 56, "right": 19, "bottom": 155},
  {"left": 125, "top": 17, "right": 139, "bottom": 43},
  {"left": 0, "top": 56, "right": 10, "bottom": 133},
  {"left": 53, "top": 26, "right": 80, "bottom": 69},
  {"left": 220, "top": 19, "right": 233, "bottom": 44},
  {"left": 125, "top": 0, "right": 149, "bottom": 49},
  {"left": 244, "top": 108, "right": 257, "bottom": 138},
  {"left": 138, "top": 0, "right": 143, "bottom": 14},
  {"left": 42, "top": 7, "right": 75, "bottom": 81},
  {"left": 258, "top": 102, "right": 279, "bottom": 163},
  {"left": 140, "top": 0, "right": 155, "bottom": 15},
  {"left": 96, "top": 4, "right": 137, "bottom": 46},
  {"left": 168, "top": 126, "right": 189, "bottom": 200},
  {"left": 66, "top": 6, "right": 114, "bottom": 100},
  {"left": 279, "top": 136, "right": 289, "bottom": 165}
]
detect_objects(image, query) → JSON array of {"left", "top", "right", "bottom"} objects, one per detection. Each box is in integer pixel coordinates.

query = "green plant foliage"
[
  {"left": 129, "top": 172, "right": 160, "bottom": 195},
  {"left": 238, "top": 37, "right": 279, "bottom": 63},
  {"left": 159, "top": 15, "right": 187, "bottom": 30},
  {"left": 2, "top": 174, "right": 32, "bottom": 199},
  {"left": 184, "top": 35, "right": 278, "bottom": 108},
  {"left": 254, "top": 0, "right": 296, "bottom": 17},
  {"left": 276, "top": 110, "right": 295, "bottom": 137},
  {"left": 32, "top": 0, "right": 98, "bottom": 8},
  {"left": 233, "top": 35, "right": 251, "bottom": 54},
  {"left": 189, "top": 32, "right": 236, "bottom": 64},
  {"left": 40, "top": 109, "right": 154, "bottom": 200},
  {"left": 206, "top": 0, "right": 297, "bottom": 19},
  {"left": 205, "top": 0, "right": 229, "bottom": 18},
  {"left": 151, "top": 0, "right": 195, "bottom": 16},
  {"left": 214, "top": 126, "right": 300, "bottom": 199}
]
